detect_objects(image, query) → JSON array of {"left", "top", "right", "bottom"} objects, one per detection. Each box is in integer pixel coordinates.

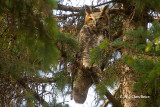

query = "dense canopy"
[{"left": 0, "top": 0, "right": 160, "bottom": 107}]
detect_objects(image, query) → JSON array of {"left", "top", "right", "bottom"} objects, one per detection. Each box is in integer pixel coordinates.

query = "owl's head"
[{"left": 85, "top": 5, "right": 109, "bottom": 30}]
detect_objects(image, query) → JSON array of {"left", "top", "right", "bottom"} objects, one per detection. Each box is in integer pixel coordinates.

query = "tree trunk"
[
  {"left": 120, "top": 65, "right": 141, "bottom": 107},
  {"left": 120, "top": 15, "right": 147, "bottom": 106}
]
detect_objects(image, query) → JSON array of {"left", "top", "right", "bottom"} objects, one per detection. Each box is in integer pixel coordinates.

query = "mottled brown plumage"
[{"left": 73, "top": 5, "right": 109, "bottom": 104}]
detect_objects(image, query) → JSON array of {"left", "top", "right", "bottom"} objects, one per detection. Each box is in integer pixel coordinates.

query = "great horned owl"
[{"left": 73, "top": 5, "right": 109, "bottom": 104}]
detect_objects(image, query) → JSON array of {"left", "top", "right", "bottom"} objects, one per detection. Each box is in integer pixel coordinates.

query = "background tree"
[{"left": 0, "top": 0, "right": 160, "bottom": 107}]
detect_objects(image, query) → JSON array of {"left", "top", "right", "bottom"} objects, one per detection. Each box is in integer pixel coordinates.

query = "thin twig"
[
  {"left": 93, "top": 0, "right": 122, "bottom": 8},
  {"left": 17, "top": 78, "right": 49, "bottom": 106},
  {"left": 54, "top": 13, "right": 80, "bottom": 19},
  {"left": 0, "top": 26, "right": 9, "bottom": 37}
]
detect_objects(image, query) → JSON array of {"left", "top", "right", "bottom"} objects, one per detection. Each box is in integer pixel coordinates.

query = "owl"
[{"left": 73, "top": 5, "right": 109, "bottom": 104}]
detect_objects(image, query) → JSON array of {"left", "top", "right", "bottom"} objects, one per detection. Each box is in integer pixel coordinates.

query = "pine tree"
[
  {"left": 56, "top": 0, "right": 160, "bottom": 106},
  {"left": 0, "top": 0, "right": 160, "bottom": 107}
]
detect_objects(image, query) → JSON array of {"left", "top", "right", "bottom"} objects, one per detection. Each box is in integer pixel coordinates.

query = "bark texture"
[
  {"left": 120, "top": 65, "right": 141, "bottom": 107},
  {"left": 120, "top": 11, "right": 148, "bottom": 106}
]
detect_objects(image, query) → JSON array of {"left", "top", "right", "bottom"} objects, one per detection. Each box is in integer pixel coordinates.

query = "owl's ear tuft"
[
  {"left": 84, "top": 5, "right": 92, "bottom": 15},
  {"left": 100, "top": 5, "right": 109, "bottom": 15}
]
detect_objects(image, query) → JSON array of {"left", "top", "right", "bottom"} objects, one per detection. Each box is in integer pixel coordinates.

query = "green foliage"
[
  {"left": 145, "top": 42, "right": 153, "bottom": 52},
  {"left": 125, "top": 21, "right": 160, "bottom": 53},
  {"left": 49, "top": 98, "right": 69, "bottom": 107},
  {"left": 0, "top": 0, "right": 81, "bottom": 105},
  {"left": 53, "top": 70, "right": 70, "bottom": 91},
  {"left": 90, "top": 39, "right": 120, "bottom": 100},
  {"left": 126, "top": 26, "right": 149, "bottom": 52},
  {"left": 0, "top": 0, "right": 61, "bottom": 75},
  {"left": 123, "top": 56, "right": 154, "bottom": 73},
  {"left": 89, "top": 39, "right": 110, "bottom": 66},
  {"left": 95, "top": 83, "right": 108, "bottom": 100},
  {"left": 56, "top": 32, "right": 79, "bottom": 61},
  {"left": 89, "top": 46, "right": 103, "bottom": 66},
  {"left": 129, "top": 0, "right": 160, "bottom": 12},
  {"left": 121, "top": 21, "right": 160, "bottom": 106},
  {"left": 99, "top": 39, "right": 110, "bottom": 51},
  {"left": 123, "top": 56, "right": 160, "bottom": 106},
  {"left": 145, "top": 21, "right": 160, "bottom": 52},
  {"left": 25, "top": 92, "right": 37, "bottom": 106},
  {"left": 95, "top": 70, "right": 119, "bottom": 100},
  {"left": 112, "top": 39, "right": 124, "bottom": 48},
  {"left": 0, "top": 0, "right": 75, "bottom": 106},
  {"left": 1, "top": 0, "right": 160, "bottom": 106},
  {"left": 95, "top": 63, "right": 120, "bottom": 100},
  {"left": 112, "top": 26, "right": 150, "bottom": 53},
  {"left": 45, "top": 0, "right": 57, "bottom": 8}
]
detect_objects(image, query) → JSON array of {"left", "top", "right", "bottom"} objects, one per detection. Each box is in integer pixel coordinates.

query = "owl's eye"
[{"left": 89, "top": 17, "right": 93, "bottom": 20}]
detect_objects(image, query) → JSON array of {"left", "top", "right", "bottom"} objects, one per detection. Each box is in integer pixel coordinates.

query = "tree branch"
[
  {"left": 57, "top": 4, "right": 82, "bottom": 12},
  {"left": 0, "top": 77, "right": 57, "bottom": 84},
  {"left": 0, "top": 26, "right": 9, "bottom": 37},
  {"left": 104, "top": 88, "right": 122, "bottom": 107},
  {"left": 56, "top": 4, "right": 125, "bottom": 15},
  {"left": 54, "top": 13, "right": 80, "bottom": 19},
  {"left": 57, "top": 0, "right": 123, "bottom": 12},
  {"left": 103, "top": 84, "right": 121, "bottom": 107},
  {"left": 17, "top": 78, "right": 50, "bottom": 106},
  {"left": 29, "top": 77, "right": 56, "bottom": 83},
  {"left": 112, "top": 30, "right": 123, "bottom": 40}
]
